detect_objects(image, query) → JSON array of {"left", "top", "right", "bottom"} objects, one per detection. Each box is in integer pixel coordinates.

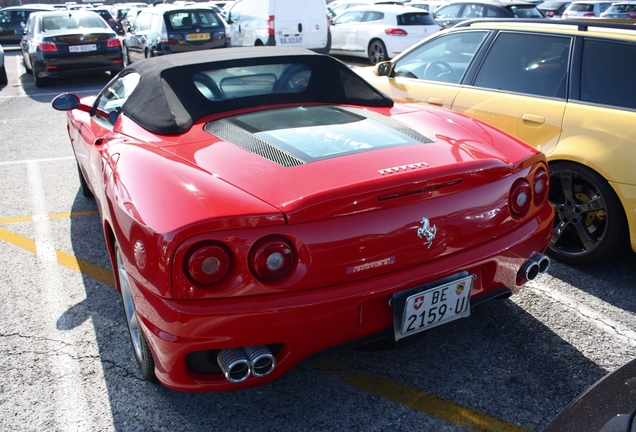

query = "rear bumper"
[
  {"left": 132, "top": 204, "right": 553, "bottom": 391},
  {"left": 34, "top": 53, "right": 123, "bottom": 77}
]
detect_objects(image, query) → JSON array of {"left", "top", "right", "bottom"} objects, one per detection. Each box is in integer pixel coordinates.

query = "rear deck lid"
[{"left": 169, "top": 105, "right": 518, "bottom": 224}]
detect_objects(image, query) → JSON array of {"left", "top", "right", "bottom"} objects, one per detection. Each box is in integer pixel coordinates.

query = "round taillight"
[
  {"left": 510, "top": 179, "right": 532, "bottom": 217},
  {"left": 533, "top": 168, "right": 549, "bottom": 205},
  {"left": 250, "top": 237, "right": 296, "bottom": 281},
  {"left": 186, "top": 243, "right": 231, "bottom": 285}
]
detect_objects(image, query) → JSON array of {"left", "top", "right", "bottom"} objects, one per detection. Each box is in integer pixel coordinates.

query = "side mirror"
[
  {"left": 51, "top": 93, "right": 91, "bottom": 113},
  {"left": 375, "top": 61, "right": 393, "bottom": 77}
]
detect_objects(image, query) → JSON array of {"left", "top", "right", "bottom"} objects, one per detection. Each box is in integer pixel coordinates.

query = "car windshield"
[
  {"left": 165, "top": 9, "right": 221, "bottom": 30},
  {"left": 397, "top": 12, "right": 436, "bottom": 25},
  {"left": 568, "top": 3, "right": 594, "bottom": 10},
  {"left": 42, "top": 14, "right": 109, "bottom": 30},
  {"left": 508, "top": 5, "right": 544, "bottom": 17},
  {"left": 608, "top": 3, "right": 636, "bottom": 12}
]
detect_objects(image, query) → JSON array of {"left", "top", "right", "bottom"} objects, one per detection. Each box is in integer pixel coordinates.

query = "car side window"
[
  {"left": 94, "top": 73, "right": 142, "bottom": 126},
  {"left": 473, "top": 32, "right": 572, "bottom": 98},
  {"left": 362, "top": 11, "right": 384, "bottom": 22},
  {"left": 392, "top": 31, "right": 488, "bottom": 84},
  {"left": 580, "top": 39, "right": 636, "bottom": 110},
  {"left": 334, "top": 11, "right": 364, "bottom": 24},
  {"left": 434, "top": 4, "right": 462, "bottom": 18},
  {"left": 461, "top": 4, "right": 484, "bottom": 18}
]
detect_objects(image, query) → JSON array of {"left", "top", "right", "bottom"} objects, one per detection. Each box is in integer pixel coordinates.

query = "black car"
[
  {"left": 122, "top": 6, "right": 229, "bottom": 64},
  {"left": 432, "top": 0, "right": 544, "bottom": 28},
  {"left": 544, "top": 357, "right": 636, "bottom": 432},
  {"left": 20, "top": 10, "right": 123, "bottom": 87},
  {"left": 92, "top": 7, "right": 120, "bottom": 34},
  {"left": 0, "top": 5, "right": 55, "bottom": 44}
]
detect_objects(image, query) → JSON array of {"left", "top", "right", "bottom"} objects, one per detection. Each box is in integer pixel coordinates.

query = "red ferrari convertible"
[{"left": 52, "top": 47, "right": 554, "bottom": 391}]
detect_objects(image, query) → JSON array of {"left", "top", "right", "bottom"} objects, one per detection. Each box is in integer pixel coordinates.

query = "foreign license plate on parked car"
[
  {"left": 186, "top": 33, "right": 210, "bottom": 41},
  {"left": 393, "top": 274, "right": 474, "bottom": 340},
  {"left": 69, "top": 44, "right": 97, "bottom": 53},
  {"left": 280, "top": 36, "right": 302, "bottom": 44}
]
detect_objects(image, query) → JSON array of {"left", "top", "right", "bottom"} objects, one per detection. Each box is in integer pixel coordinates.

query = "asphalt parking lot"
[{"left": 1, "top": 46, "right": 636, "bottom": 431}]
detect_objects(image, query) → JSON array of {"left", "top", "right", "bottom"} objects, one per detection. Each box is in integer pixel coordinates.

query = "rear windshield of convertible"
[{"left": 193, "top": 63, "right": 311, "bottom": 101}]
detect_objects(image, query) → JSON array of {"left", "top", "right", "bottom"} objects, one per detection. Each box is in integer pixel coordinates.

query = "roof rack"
[{"left": 453, "top": 18, "right": 636, "bottom": 32}]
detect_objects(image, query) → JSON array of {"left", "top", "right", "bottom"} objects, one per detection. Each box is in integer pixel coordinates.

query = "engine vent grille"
[{"left": 205, "top": 119, "right": 306, "bottom": 167}]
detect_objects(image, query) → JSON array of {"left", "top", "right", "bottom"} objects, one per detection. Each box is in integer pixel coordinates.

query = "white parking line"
[
  {"left": 26, "top": 161, "right": 98, "bottom": 430},
  {"left": 0, "top": 156, "right": 74, "bottom": 166},
  {"left": 524, "top": 278, "right": 636, "bottom": 347}
]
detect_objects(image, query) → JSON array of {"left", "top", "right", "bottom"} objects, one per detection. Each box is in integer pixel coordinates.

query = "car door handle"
[
  {"left": 428, "top": 97, "right": 444, "bottom": 106},
  {"left": 522, "top": 114, "right": 546, "bottom": 124}
]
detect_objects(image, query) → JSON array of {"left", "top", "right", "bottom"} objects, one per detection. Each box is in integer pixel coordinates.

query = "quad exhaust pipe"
[
  {"left": 217, "top": 345, "right": 276, "bottom": 383},
  {"left": 518, "top": 252, "right": 550, "bottom": 282}
]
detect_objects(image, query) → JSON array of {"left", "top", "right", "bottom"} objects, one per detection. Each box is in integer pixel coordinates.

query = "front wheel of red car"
[
  {"left": 115, "top": 244, "right": 157, "bottom": 382},
  {"left": 548, "top": 161, "right": 628, "bottom": 265}
]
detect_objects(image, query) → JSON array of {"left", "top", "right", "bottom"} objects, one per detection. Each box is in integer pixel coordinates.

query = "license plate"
[
  {"left": 393, "top": 275, "right": 474, "bottom": 340},
  {"left": 280, "top": 36, "right": 302, "bottom": 44},
  {"left": 68, "top": 44, "right": 97, "bottom": 53},
  {"left": 186, "top": 33, "right": 210, "bottom": 41}
]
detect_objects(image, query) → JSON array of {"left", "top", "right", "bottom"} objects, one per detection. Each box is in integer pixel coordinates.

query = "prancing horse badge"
[{"left": 417, "top": 217, "right": 437, "bottom": 248}]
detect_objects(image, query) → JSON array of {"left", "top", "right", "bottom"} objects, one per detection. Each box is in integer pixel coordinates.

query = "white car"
[
  {"left": 561, "top": 0, "right": 612, "bottom": 17},
  {"left": 330, "top": 4, "right": 440, "bottom": 64},
  {"left": 0, "top": 44, "right": 7, "bottom": 85}
]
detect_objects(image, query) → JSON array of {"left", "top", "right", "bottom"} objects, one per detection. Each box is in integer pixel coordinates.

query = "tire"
[
  {"left": 32, "top": 64, "right": 48, "bottom": 87},
  {"left": 115, "top": 244, "right": 157, "bottom": 382},
  {"left": 548, "top": 161, "right": 628, "bottom": 264},
  {"left": 122, "top": 44, "right": 131, "bottom": 66},
  {"left": 77, "top": 163, "right": 93, "bottom": 198},
  {"left": 368, "top": 39, "right": 388, "bottom": 65},
  {"left": 0, "top": 66, "right": 7, "bottom": 85},
  {"left": 144, "top": 48, "right": 153, "bottom": 59},
  {"left": 23, "top": 56, "right": 31, "bottom": 73}
]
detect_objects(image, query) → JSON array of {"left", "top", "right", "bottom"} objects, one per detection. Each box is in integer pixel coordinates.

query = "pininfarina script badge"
[
  {"left": 378, "top": 162, "right": 428, "bottom": 175},
  {"left": 417, "top": 217, "right": 437, "bottom": 248}
]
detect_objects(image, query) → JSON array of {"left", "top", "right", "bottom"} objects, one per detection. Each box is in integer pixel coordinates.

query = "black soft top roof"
[{"left": 119, "top": 47, "right": 394, "bottom": 135}]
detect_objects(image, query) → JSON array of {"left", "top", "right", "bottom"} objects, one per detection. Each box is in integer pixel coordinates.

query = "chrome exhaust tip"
[
  {"left": 519, "top": 259, "right": 541, "bottom": 281},
  {"left": 244, "top": 345, "right": 276, "bottom": 378},
  {"left": 217, "top": 348, "right": 251, "bottom": 383},
  {"left": 531, "top": 252, "right": 550, "bottom": 274}
]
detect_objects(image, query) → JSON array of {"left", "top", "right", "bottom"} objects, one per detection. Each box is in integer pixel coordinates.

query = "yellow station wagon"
[{"left": 360, "top": 18, "right": 636, "bottom": 265}]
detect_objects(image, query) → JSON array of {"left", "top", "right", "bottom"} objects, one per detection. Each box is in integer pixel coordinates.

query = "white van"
[{"left": 225, "top": 0, "right": 331, "bottom": 53}]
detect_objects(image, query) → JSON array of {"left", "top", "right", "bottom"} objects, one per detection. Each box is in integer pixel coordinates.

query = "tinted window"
[
  {"left": 41, "top": 14, "right": 108, "bottom": 31},
  {"left": 474, "top": 32, "right": 571, "bottom": 98},
  {"left": 393, "top": 31, "right": 488, "bottom": 83},
  {"left": 397, "top": 12, "right": 436, "bottom": 24},
  {"left": 580, "top": 39, "right": 636, "bottom": 109},
  {"left": 508, "top": 5, "right": 544, "bottom": 17}
]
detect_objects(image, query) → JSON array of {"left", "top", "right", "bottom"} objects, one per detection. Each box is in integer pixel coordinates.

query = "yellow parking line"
[
  {"left": 0, "top": 226, "right": 114, "bottom": 288},
  {"left": 0, "top": 215, "right": 33, "bottom": 224},
  {"left": 49, "top": 210, "right": 100, "bottom": 220},
  {"left": 0, "top": 227, "right": 36, "bottom": 254},
  {"left": 317, "top": 358, "right": 532, "bottom": 432},
  {"left": 0, "top": 210, "right": 99, "bottom": 224},
  {"left": 56, "top": 250, "right": 115, "bottom": 287}
]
